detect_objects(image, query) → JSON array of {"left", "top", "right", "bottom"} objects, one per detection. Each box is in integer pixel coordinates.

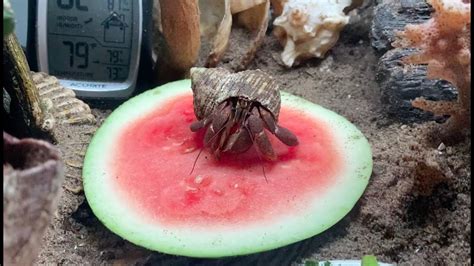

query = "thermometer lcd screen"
[{"left": 46, "top": 0, "right": 137, "bottom": 83}]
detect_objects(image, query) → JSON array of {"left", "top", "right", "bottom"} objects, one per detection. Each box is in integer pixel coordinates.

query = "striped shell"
[
  {"left": 190, "top": 67, "right": 281, "bottom": 119},
  {"left": 31, "top": 72, "right": 96, "bottom": 129}
]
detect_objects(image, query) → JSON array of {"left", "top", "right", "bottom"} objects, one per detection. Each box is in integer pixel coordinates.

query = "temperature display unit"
[{"left": 36, "top": 0, "right": 153, "bottom": 99}]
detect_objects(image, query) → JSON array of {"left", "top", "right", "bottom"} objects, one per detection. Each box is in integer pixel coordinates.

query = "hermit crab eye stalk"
[{"left": 189, "top": 67, "right": 299, "bottom": 161}]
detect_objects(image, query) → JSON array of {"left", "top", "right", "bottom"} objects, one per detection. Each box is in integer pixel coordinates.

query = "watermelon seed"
[
  {"left": 172, "top": 141, "right": 185, "bottom": 146},
  {"left": 185, "top": 186, "right": 199, "bottom": 193},
  {"left": 212, "top": 189, "right": 223, "bottom": 196},
  {"left": 182, "top": 147, "right": 197, "bottom": 153},
  {"left": 195, "top": 175, "right": 204, "bottom": 184}
]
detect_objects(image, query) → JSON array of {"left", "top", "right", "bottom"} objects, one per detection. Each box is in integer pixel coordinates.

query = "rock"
[
  {"left": 71, "top": 201, "right": 99, "bottom": 227},
  {"left": 370, "top": 0, "right": 458, "bottom": 123},
  {"left": 437, "top": 142, "right": 446, "bottom": 151}
]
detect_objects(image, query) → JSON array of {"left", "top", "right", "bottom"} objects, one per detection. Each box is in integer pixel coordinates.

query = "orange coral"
[{"left": 394, "top": 0, "right": 471, "bottom": 134}]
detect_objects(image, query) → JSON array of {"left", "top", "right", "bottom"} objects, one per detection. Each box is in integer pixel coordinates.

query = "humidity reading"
[{"left": 47, "top": 0, "right": 136, "bottom": 82}]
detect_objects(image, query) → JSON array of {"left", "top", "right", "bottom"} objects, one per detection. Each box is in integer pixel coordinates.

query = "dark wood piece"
[
  {"left": 3, "top": 34, "right": 49, "bottom": 137},
  {"left": 370, "top": 0, "right": 458, "bottom": 123}
]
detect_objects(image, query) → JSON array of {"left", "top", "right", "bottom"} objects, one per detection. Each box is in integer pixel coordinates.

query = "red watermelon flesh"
[
  {"left": 113, "top": 94, "right": 342, "bottom": 226},
  {"left": 83, "top": 80, "right": 372, "bottom": 257}
]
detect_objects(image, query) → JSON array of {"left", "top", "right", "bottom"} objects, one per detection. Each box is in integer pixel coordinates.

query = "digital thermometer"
[{"left": 13, "top": 0, "right": 153, "bottom": 99}]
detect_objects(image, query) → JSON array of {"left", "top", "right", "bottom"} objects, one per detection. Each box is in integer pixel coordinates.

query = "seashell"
[
  {"left": 3, "top": 132, "right": 64, "bottom": 266},
  {"left": 273, "top": 0, "right": 361, "bottom": 67},
  {"left": 270, "top": 0, "right": 288, "bottom": 16},
  {"left": 31, "top": 72, "right": 96, "bottom": 126},
  {"left": 153, "top": 0, "right": 201, "bottom": 82},
  {"left": 199, "top": 0, "right": 270, "bottom": 70},
  {"left": 190, "top": 67, "right": 281, "bottom": 120},
  {"left": 200, "top": 0, "right": 233, "bottom": 67}
]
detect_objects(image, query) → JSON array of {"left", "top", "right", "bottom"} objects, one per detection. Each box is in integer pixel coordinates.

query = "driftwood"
[
  {"left": 370, "top": 0, "right": 458, "bottom": 123},
  {"left": 393, "top": 0, "right": 471, "bottom": 137},
  {"left": 3, "top": 34, "right": 48, "bottom": 136},
  {"left": 3, "top": 132, "right": 64, "bottom": 265},
  {"left": 3, "top": 35, "right": 96, "bottom": 140},
  {"left": 376, "top": 48, "right": 457, "bottom": 123},
  {"left": 371, "top": 0, "right": 433, "bottom": 54}
]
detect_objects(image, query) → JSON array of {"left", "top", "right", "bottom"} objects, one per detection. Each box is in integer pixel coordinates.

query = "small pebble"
[
  {"left": 437, "top": 142, "right": 446, "bottom": 151},
  {"left": 100, "top": 250, "right": 116, "bottom": 260},
  {"left": 446, "top": 147, "right": 453, "bottom": 155}
]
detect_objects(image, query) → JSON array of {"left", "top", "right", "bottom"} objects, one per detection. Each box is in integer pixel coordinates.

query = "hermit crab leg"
[
  {"left": 190, "top": 102, "right": 232, "bottom": 174},
  {"left": 220, "top": 98, "right": 252, "bottom": 153},
  {"left": 258, "top": 106, "right": 298, "bottom": 146},
  {"left": 190, "top": 118, "right": 211, "bottom": 132},
  {"left": 243, "top": 112, "right": 270, "bottom": 182},
  {"left": 204, "top": 103, "right": 233, "bottom": 151},
  {"left": 248, "top": 109, "right": 277, "bottom": 161},
  {"left": 190, "top": 101, "right": 228, "bottom": 132}
]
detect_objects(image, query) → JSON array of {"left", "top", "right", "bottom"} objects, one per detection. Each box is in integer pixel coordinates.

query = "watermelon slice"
[{"left": 83, "top": 79, "right": 372, "bottom": 258}]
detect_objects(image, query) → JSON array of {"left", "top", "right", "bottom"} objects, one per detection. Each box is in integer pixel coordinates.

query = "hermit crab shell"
[{"left": 190, "top": 67, "right": 281, "bottom": 120}]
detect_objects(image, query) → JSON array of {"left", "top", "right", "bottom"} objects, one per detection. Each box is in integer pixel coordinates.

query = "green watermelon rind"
[
  {"left": 3, "top": 0, "right": 15, "bottom": 37},
  {"left": 83, "top": 79, "right": 372, "bottom": 258}
]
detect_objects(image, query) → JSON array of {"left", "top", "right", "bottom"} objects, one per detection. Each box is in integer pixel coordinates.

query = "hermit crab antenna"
[
  {"left": 189, "top": 123, "right": 228, "bottom": 175},
  {"left": 244, "top": 125, "right": 268, "bottom": 183}
]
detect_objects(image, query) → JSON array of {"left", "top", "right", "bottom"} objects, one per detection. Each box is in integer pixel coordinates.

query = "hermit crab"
[{"left": 190, "top": 67, "right": 298, "bottom": 161}]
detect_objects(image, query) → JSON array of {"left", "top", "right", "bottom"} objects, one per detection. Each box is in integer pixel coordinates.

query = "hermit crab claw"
[
  {"left": 247, "top": 108, "right": 277, "bottom": 160},
  {"left": 258, "top": 107, "right": 298, "bottom": 146}
]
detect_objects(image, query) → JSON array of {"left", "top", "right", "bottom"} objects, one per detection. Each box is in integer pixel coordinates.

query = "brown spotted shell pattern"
[{"left": 190, "top": 67, "right": 281, "bottom": 120}]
